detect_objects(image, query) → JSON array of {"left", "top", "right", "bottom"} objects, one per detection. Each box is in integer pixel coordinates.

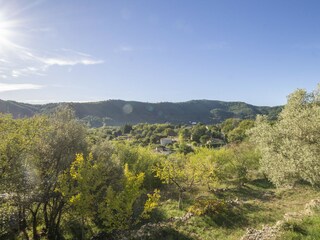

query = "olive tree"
[{"left": 250, "top": 85, "right": 320, "bottom": 187}]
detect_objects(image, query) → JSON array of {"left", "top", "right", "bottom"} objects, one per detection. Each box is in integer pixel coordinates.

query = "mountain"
[{"left": 0, "top": 99, "right": 282, "bottom": 127}]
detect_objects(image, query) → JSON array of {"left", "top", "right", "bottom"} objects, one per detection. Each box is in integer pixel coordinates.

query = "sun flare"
[{"left": 0, "top": 8, "right": 24, "bottom": 49}]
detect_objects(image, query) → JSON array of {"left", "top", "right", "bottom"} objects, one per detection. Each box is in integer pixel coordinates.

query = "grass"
[
  {"left": 279, "top": 213, "right": 320, "bottom": 239},
  {"left": 153, "top": 180, "right": 320, "bottom": 240}
]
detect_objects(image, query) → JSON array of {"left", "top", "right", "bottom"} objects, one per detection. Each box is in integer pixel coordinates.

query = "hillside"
[{"left": 0, "top": 99, "right": 282, "bottom": 126}]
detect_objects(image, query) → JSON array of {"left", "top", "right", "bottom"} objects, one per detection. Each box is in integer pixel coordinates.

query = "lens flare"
[{"left": 0, "top": 4, "right": 26, "bottom": 51}]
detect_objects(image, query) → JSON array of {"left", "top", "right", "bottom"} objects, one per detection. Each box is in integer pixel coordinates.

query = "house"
[{"left": 160, "top": 138, "right": 172, "bottom": 146}]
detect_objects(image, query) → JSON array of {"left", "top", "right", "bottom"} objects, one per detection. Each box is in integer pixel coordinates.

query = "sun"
[
  {"left": 0, "top": 13, "right": 17, "bottom": 46},
  {"left": 0, "top": 5, "right": 27, "bottom": 52}
]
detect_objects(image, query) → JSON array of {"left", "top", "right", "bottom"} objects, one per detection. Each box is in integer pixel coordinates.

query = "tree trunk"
[
  {"left": 32, "top": 214, "right": 40, "bottom": 240},
  {"left": 18, "top": 206, "right": 29, "bottom": 240},
  {"left": 45, "top": 199, "right": 64, "bottom": 240},
  {"left": 32, "top": 212, "right": 40, "bottom": 240},
  {"left": 30, "top": 203, "right": 41, "bottom": 240}
]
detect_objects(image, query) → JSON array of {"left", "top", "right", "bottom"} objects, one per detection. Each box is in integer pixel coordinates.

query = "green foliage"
[
  {"left": 113, "top": 143, "right": 164, "bottom": 190},
  {"left": 178, "top": 127, "right": 191, "bottom": 142},
  {"left": 0, "top": 107, "right": 88, "bottom": 239},
  {"left": 99, "top": 164, "right": 146, "bottom": 231},
  {"left": 121, "top": 124, "right": 133, "bottom": 134},
  {"left": 250, "top": 86, "right": 320, "bottom": 187},
  {"left": 4, "top": 89, "right": 320, "bottom": 240},
  {"left": 141, "top": 189, "right": 161, "bottom": 219},
  {"left": 188, "top": 198, "right": 228, "bottom": 217},
  {"left": 191, "top": 124, "right": 207, "bottom": 143},
  {"left": 177, "top": 142, "right": 194, "bottom": 155},
  {"left": 221, "top": 143, "right": 261, "bottom": 186},
  {"left": 280, "top": 213, "right": 320, "bottom": 239},
  {"left": 154, "top": 151, "right": 220, "bottom": 209},
  {"left": 60, "top": 149, "right": 161, "bottom": 235},
  {"left": 227, "top": 119, "right": 254, "bottom": 143}
]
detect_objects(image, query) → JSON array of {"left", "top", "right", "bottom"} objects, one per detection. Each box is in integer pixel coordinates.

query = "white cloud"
[
  {"left": 0, "top": 58, "right": 10, "bottom": 63},
  {"left": 41, "top": 57, "right": 103, "bottom": 66},
  {"left": 0, "top": 83, "right": 43, "bottom": 92},
  {"left": 0, "top": 43, "right": 103, "bottom": 79}
]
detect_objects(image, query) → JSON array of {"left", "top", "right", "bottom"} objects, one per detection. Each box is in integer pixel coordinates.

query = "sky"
[{"left": 0, "top": 0, "right": 320, "bottom": 106}]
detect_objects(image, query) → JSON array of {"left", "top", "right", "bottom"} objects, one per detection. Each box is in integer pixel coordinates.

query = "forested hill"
[{"left": 0, "top": 99, "right": 281, "bottom": 126}]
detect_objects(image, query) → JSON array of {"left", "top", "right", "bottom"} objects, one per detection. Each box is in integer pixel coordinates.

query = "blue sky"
[{"left": 0, "top": 0, "right": 319, "bottom": 106}]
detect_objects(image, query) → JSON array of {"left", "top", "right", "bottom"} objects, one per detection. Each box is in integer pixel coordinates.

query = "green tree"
[
  {"left": 178, "top": 127, "right": 191, "bottom": 142},
  {"left": 177, "top": 142, "right": 194, "bottom": 155},
  {"left": 121, "top": 124, "right": 133, "bottom": 134},
  {"left": 30, "top": 106, "right": 88, "bottom": 239},
  {"left": 224, "top": 143, "right": 260, "bottom": 187},
  {"left": 250, "top": 86, "right": 320, "bottom": 187},
  {"left": 60, "top": 153, "right": 160, "bottom": 235},
  {"left": 191, "top": 124, "right": 207, "bottom": 143},
  {"left": 0, "top": 114, "right": 50, "bottom": 240},
  {"left": 227, "top": 119, "right": 254, "bottom": 143},
  {"left": 113, "top": 143, "right": 163, "bottom": 190},
  {"left": 154, "top": 153, "right": 202, "bottom": 209}
]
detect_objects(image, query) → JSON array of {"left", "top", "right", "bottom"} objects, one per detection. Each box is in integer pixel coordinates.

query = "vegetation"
[
  {"left": 0, "top": 85, "right": 320, "bottom": 239},
  {"left": 0, "top": 99, "right": 281, "bottom": 126},
  {"left": 280, "top": 211, "right": 320, "bottom": 239},
  {"left": 250, "top": 87, "right": 320, "bottom": 187}
]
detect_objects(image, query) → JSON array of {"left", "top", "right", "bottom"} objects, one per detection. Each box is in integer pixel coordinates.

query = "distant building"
[{"left": 160, "top": 138, "right": 172, "bottom": 146}]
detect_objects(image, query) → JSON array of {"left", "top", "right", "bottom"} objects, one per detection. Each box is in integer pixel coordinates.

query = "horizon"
[
  {"left": 0, "top": 1, "right": 320, "bottom": 106},
  {"left": 1, "top": 97, "right": 283, "bottom": 107}
]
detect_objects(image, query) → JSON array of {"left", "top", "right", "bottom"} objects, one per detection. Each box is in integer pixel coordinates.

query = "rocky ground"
[{"left": 240, "top": 199, "right": 320, "bottom": 240}]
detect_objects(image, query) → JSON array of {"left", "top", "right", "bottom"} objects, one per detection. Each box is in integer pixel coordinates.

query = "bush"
[{"left": 188, "top": 198, "right": 228, "bottom": 217}]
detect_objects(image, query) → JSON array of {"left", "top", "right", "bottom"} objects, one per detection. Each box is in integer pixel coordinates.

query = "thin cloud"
[
  {"left": 0, "top": 59, "right": 10, "bottom": 63},
  {"left": 114, "top": 45, "right": 165, "bottom": 53},
  {"left": 41, "top": 57, "right": 103, "bottom": 66},
  {"left": 0, "top": 43, "right": 103, "bottom": 79},
  {"left": 0, "top": 83, "right": 43, "bottom": 92}
]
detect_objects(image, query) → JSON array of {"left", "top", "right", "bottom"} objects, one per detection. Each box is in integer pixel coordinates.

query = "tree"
[
  {"left": 113, "top": 143, "right": 163, "bottom": 191},
  {"left": 0, "top": 114, "right": 49, "bottom": 240},
  {"left": 188, "top": 148, "right": 217, "bottom": 191},
  {"left": 60, "top": 152, "right": 160, "bottom": 235},
  {"left": 59, "top": 150, "right": 122, "bottom": 236},
  {"left": 177, "top": 142, "right": 194, "bottom": 155},
  {"left": 250, "top": 86, "right": 320, "bottom": 187},
  {"left": 227, "top": 119, "right": 254, "bottom": 143},
  {"left": 154, "top": 153, "right": 202, "bottom": 209},
  {"left": 99, "top": 164, "right": 145, "bottom": 232},
  {"left": 121, "top": 124, "right": 133, "bottom": 134},
  {"left": 29, "top": 106, "right": 88, "bottom": 239},
  {"left": 223, "top": 143, "right": 260, "bottom": 187},
  {"left": 178, "top": 127, "right": 191, "bottom": 142},
  {"left": 191, "top": 124, "right": 207, "bottom": 143},
  {"left": 220, "top": 118, "right": 241, "bottom": 135}
]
